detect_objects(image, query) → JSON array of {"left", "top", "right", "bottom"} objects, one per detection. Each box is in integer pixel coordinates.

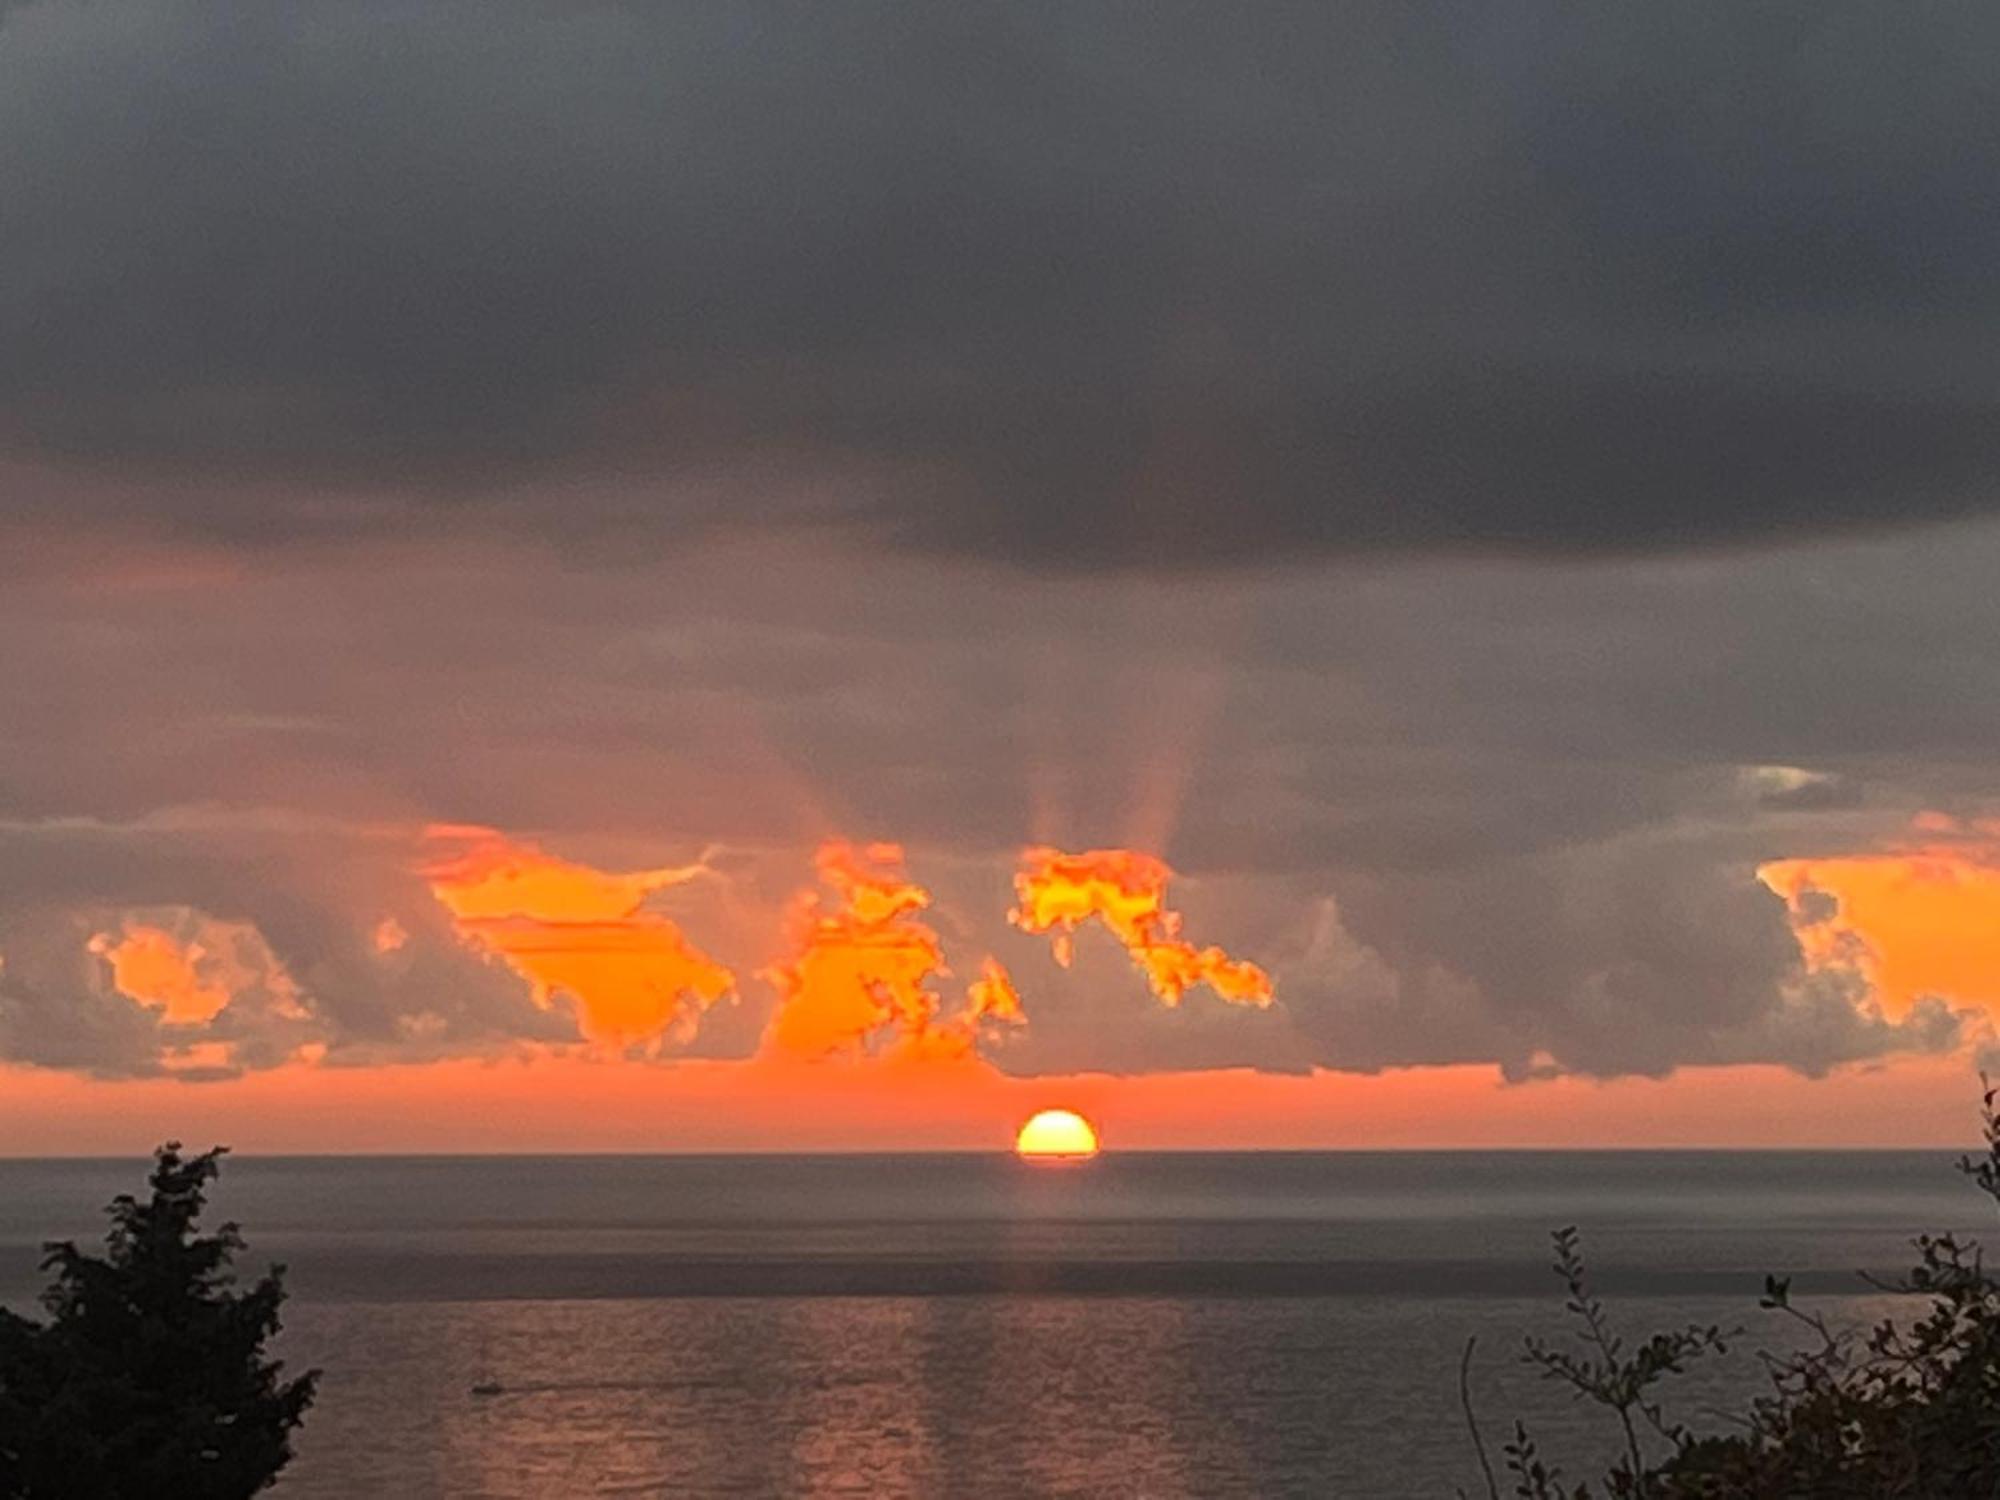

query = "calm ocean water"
[{"left": 0, "top": 1152, "right": 1982, "bottom": 1497}]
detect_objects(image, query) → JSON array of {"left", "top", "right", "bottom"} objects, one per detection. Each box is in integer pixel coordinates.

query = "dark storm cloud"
[{"left": 4, "top": 2, "right": 1998, "bottom": 563}]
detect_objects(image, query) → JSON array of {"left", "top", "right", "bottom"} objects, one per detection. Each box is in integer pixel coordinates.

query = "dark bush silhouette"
[
  {"left": 1466, "top": 1081, "right": 2000, "bottom": 1498},
  {"left": 0, "top": 1144, "right": 316, "bottom": 1499}
]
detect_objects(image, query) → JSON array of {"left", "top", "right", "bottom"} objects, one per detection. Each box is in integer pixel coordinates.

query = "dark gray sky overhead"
[
  {"left": 6, "top": 2, "right": 1998, "bottom": 559},
  {"left": 2, "top": 2, "right": 1997, "bottom": 1102}
]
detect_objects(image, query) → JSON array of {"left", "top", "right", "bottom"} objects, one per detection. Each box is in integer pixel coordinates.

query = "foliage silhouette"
[
  {"left": 1465, "top": 1079, "right": 2000, "bottom": 1498},
  {"left": 0, "top": 1144, "right": 316, "bottom": 1499}
]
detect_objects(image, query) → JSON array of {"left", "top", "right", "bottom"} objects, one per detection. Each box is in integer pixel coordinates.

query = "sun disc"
[{"left": 1015, "top": 1108, "right": 1100, "bottom": 1160}]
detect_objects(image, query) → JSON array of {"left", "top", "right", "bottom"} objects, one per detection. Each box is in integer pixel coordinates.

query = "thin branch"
[{"left": 1460, "top": 1336, "right": 1502, "bottom": 1500}]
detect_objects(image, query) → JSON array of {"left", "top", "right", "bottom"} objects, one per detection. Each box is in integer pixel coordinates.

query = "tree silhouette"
[
  {"left": 1467, "top": 1080, "right": 2000, "bottom": 1498},
  {"left": 0, "top": 1144, "right": 316, "bottom": 1499}
]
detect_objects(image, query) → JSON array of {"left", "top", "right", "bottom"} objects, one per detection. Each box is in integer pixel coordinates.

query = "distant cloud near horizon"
[{"left": 3, "top": 2, "right": 1998, "bottom": 566}]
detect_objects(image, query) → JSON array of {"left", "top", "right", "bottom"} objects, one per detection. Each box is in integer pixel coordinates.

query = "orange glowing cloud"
[
  {"left": 89, "top": 923, "right": 232, "bottom": 1024},
  {"left": 1761, "top": 825, "right": 2000, "bottom": 1019},
  {"left": 87, "top": 914, "right": 311, "bottom": 1031},
  {"left": 761, "top": 841, "right": 1025, "bottom": 1063},
  {"left": 423, "top": 826, "right": 735, "bottom": 1048},
  {"left": 1009, "top": 847, "right": 1274, "bottom": 1008},
  {"left": 965, "top": 956, "right": 1025, "bottom": 1027}
]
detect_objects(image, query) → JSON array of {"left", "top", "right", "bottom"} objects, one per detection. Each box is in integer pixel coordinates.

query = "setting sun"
[{"left": 1015, "top": 1108, "right": 1101, "bottom": 1161}]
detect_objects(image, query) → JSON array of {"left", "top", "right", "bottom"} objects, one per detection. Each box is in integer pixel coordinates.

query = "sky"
[{"left": 5, "top": 2, "right": 2000, "bottom": 1151}]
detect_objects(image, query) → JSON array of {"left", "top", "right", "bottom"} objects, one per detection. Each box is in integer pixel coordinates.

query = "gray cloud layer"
[
  {"left": 2, "top": 514, "right": 1993, "bottom": 1080},
  {"left": 4, "top": 2, "right": 1998, "bottom": 563}
]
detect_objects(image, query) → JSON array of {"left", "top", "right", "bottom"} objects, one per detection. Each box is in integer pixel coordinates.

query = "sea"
[{"left": 0, "top": 1151, "right": 1983, "bottom": 1498}]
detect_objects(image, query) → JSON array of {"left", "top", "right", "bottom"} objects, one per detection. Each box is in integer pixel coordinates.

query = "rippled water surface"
[{"left": 0, "top": 1152, "right": 1973, "bottom": 1496}]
